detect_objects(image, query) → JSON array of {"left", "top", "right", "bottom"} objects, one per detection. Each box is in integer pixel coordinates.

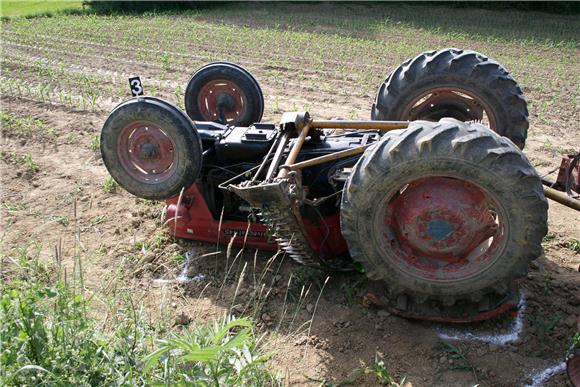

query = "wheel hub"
[
  {"left": 118, "top": 122, "right": 176, "bottom": 183},
  {"left": 403, "top": 88, "right": 494, "bottom": 129},
  {"left": 383, "top": 177, "right": 503, "bottom": 280},
  {"left": 197, "top": 79, "right": 246, "bottom": 123}
]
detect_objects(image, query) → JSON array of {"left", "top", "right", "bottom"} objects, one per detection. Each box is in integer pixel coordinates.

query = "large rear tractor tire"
[
  {"left": 100, "top": 97, "right": 203, "bottom": 200},
  {"left": 372, "top": 48, "right": 529, "bottom": 148},
  {"left": 341, "top": 119, "right": 547, "bottom": 308}
]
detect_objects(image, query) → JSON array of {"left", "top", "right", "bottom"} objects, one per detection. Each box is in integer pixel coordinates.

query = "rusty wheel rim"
[
  {"left": 402, "top": 87, "right": 497, "bottom": 129},
  {"left": 117, "top": 121, "right": 177, "bottom": 184},
  {"left": 197, "top": 79, "right": 247, "bottom": 123},
  {"left": 376, "top": 176, "right": 507, "bottom": 282}
]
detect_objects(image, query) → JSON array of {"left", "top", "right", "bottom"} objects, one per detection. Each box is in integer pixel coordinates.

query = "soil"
[{"left": 1, "top": 4, "right": 579, "bottom": 386}]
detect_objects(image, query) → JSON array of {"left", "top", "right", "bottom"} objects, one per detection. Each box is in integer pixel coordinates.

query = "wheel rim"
[
  {"left": 402, "top": 87, "right": 497, "bottom": 129},
  {"left": 197, "top": 79, "right": 247, "bottom": 123},
  {"left": 117, "top": 121, "right": 177, "bottom": 184},
  {"left": 376, "top": 176, "right": 506, "bottom": 282}
]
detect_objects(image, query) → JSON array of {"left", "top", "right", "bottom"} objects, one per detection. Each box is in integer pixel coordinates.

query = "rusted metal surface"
[
  {"left": 568, "top": 348, "right": 580, "bottom": 387},
  {"left": 278, "top": 121, "right": 311, "bottom": 178},
  {"left": 382, "top": 176, "right": 504, "bottom": 282},
  {"left": 365, "top": 285, "right": 520, "bottom": 323},
  {"left": 197, "top": 78, "right": 246, "bottom": 123},
  {"left": 543, "top": 186, "right": 580, "bottom": 211},
  {"left": 311, "top": 119, "right": 408, "bottom": 131},
  {"left": 556, "top": 152, "right": 580, "bottom": 196},
  {"left": 400, "top": 87, "right": 496, "bottom": 129},
  {"left": 117, "top": 120, "right": 176, "bottom": 183},
  {"left": 282, "top": 144, "right": 371, "bottom": 170}
]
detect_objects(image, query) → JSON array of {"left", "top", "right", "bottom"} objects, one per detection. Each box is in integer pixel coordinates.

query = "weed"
[
  {"left": 272, "top": 96, "right": 281, "bottom": 114},
  {"left": 144, "top": 316, "right": 279, "bottom": 385},
  {"left": 543, "top": 271, "right": 553, "bottom": 295},
  {"left": 89, "top": 134, "right": 100, "bottom": 152},
  {"left": 287, "top": 266, "right": 326, "bottom": 302},
  {"left": 23, "top": 153, "right": 39, "bottom": 172},
  {"left": 1, "top": 246, "right": 280, "bottom": 386},
  {"left": 170, "top": 252, "right": 185, "bottom": 263},
  {"left": 1, "top": 202, "right": 26, "bottom": 213},
  {"left": 51, "top": 215, "right": 70, "bottom": 226},
  {"left": 102, "top": 175, "right": 118, "bottom": 193},
  {"left": 533, "top": 314, "right": 561, "bottom": 342},
  {"left": 540, "top": 139, "right": 566, "bottom": 157},
  {"left": 564, "top": 238, "right": 580, "bottom": 254},
  {"left": 336, "top": 354, "right": 404, "bottom": 386},
  {"left": 439, "top": 341, "right": 478, "bottom": 381}
]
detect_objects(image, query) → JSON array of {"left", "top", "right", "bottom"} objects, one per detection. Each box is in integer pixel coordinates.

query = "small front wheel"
[
  {"left": 184, "top": 62, "right": 264, "bottom": 126},
  {"left": 100, "top": 97, "right": 203, "bottom": 200}
]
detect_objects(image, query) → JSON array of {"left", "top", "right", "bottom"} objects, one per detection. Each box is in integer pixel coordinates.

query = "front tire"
[
  {"left": 341, "top": 119, "right": 547, "bottom": 306},
  {"left": 100, "top": 97, "right": 203, "bottom": 200}
]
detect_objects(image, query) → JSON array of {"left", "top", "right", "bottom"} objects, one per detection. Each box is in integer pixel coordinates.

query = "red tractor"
[{"left": 100, "top": 48, "right": 578, "bottom": 322}]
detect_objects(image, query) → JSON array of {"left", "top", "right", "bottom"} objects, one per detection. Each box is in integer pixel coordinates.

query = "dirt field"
[{"left": 1, "top": 3, "right": 579, "bottom": 386}]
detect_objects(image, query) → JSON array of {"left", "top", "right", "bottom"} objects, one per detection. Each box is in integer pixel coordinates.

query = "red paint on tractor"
[
  {"left": 197, "top": 79, "right": 246, "bottom": 122},
  {"left": 118, "top": 121, "right": 177, "bottom": 183},
  {"left": 165, "top": 184, "right": 348, "bottom": 258},
  {"left": 383, "top": 176, "right": 504, "bottom": 281}
]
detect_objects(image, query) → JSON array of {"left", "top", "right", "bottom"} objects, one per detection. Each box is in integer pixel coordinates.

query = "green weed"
[
  {"left": 565, "top": 238, "right": 580, "bottom": 254},
  {"left": 89, "top": 134, "right": 100, "bottom": 152},
  {"left": 102, "top": 176, "right": 118, "bottom": 193},
  {"left": 1, "top": 244, "right": 280, "bottom": 386},
  {"left": 23, "top": 153, "right": 39, "bottom": 172},
  {"left": 438, "top": 341, "right": 478, "bottom": 381}
]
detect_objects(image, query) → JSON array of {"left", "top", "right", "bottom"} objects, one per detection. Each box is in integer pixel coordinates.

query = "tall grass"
[{"left": 0, "top": 245, "right": 280, "bottom": 386}]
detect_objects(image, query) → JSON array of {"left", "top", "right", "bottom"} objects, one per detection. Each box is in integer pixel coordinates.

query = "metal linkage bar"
[
  {"left": 277, "top": 121, "right": 312, "bottom": 179},
  {"left": 311, "top": 120, "right": 409, "bottom": 131},
  {"left": 282, "top": 144, "right": 371, "bottom": 170}
]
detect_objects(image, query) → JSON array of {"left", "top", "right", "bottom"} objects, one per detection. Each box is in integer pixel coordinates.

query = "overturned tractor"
[{"left": 100, "top": 48, "right": 579, "bottom": 322}]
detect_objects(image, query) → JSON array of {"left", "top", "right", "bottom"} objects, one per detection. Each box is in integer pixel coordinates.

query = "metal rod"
[
  {"left": 265, "top": 131, "right": 290, "bottom": 181},
  {"left": 543, "top": 185, "right": 580, "bottom": 211},
  {"left": 251, "top": 132, "right": 279, "bottom": 183},
  {"left": 311, "top": 120, "right": 409, "bottom": 131},
  {"left": 278, "top": 121, "right": 312, "bottom": 178},
  {"left": 283, "top": 144, "right": 371, "bottom": 170}
]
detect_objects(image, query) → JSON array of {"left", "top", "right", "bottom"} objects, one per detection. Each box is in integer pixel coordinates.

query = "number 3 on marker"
[{"left": 128, "top": 77, "right": 143, "bottom": 97}]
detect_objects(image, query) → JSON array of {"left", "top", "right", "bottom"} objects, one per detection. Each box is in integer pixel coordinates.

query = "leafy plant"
[
  {"left": 89, "top": 133, "right": 100, "bottom": 152},
  {"left": 102, "top": 175, "right": 118, "bottom": 193},
  {"left": 23, "top": 153, "right": 39, "bottom": 172},
  {"left": 565, "top": 238, "right": 580, "bottom": 254},
  {"left": 144, "top": 317, "right": 278, "bottom": 386},
  {"left": 1, "top": 246, "right": 280, "bottom": 387}
]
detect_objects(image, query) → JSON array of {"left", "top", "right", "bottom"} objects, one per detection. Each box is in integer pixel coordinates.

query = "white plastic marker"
[
  {"left": 176, "top": 249, "right": 207, "bottom": 284},
  {"left": 438, "top": 293, "right": 526, "bottom": 345},
  {"left": 524, "top": 361, "right": 566, "bottom": 387}
]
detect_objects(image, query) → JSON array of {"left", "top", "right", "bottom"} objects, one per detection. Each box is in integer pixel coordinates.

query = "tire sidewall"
[
  {"left": 184, "top": 64, "right": 263, "bottom": 126},
  {"left": 377, "top": 76, "right": 509, "bottom": 137},
  {"left": 101, "top": 98, "right": 202, "bottom": 200}
]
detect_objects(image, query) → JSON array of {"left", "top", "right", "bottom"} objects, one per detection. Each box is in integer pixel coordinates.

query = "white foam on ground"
[
  {"left": 524, "top": 361, "right": 566, "bottom": 387},
  {"left": 438, "top": 293, "right": 526, "bottom": 345},
  {"left": 176, "top": 249, "right": 207, "bottom": 284}
]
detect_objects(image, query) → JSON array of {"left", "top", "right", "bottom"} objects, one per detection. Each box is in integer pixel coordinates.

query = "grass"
[
  {"left": 0, "top": 2, "right": 577, "bottom": 133},
  {"left": 0, "top": 245, "right": 281, "bottom": 386},
  {"left": 0, "top": 1, "right": 84, "bottom": 18},
  {"left": 0, "top": 111, "right": 57, "bottom": 141}
]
